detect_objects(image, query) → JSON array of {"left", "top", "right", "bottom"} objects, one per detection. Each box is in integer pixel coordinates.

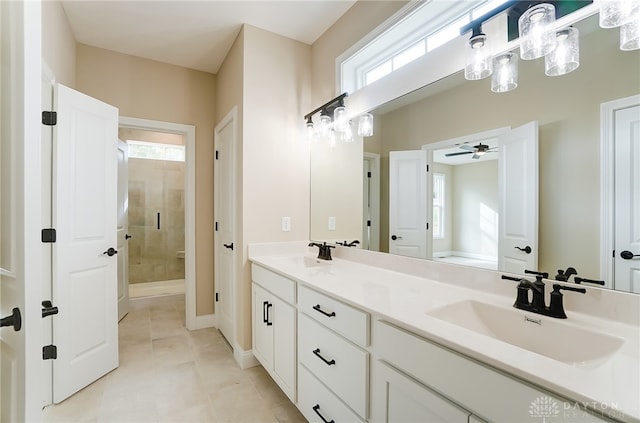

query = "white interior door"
[
  {"left": 1, "top": 1, "right": 42, "bottom": 420},
  {"left": 52, "top": 83, "right": 119, "bottom": 403},
  {"left": 117, "top": 140, "right": 129, "bottom": 320},
  {"left": 389, "top": 150, "right": 428, "bottom": 258},
  {"left": 498, "top": 121, "right": 538, "bottom": 274},
  {"left": 214, "top": 109, "right": 236, "bottom": 346},
  {"left": 614, "top": 105, "right": 640, "bottom": 293}
]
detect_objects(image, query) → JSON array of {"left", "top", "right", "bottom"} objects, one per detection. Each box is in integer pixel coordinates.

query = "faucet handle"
[
  {"left": 548, "top": 284, "right": 586, "bottom": 319},
  {"left": 574, "top": 277, "right": 605, "bottom": 286},
  {"left": 524, "top": 269, "right": 549, "bottom": 279}
]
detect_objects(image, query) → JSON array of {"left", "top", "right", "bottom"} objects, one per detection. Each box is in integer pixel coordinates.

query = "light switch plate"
[
  {"left": 282, "top": 217, "right": 291, "bottom": 232},
  {"left": 328, "top": 216, "right": 336, "bottom": 231}
]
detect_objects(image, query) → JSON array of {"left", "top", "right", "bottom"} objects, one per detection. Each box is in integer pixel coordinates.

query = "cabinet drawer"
[
  {"left": 375, "top": 320, "right": 607, "bottom": 422},
  {"left": 299, "top": 313, "right": 368, "bottom": 418},
  {"left": 298, "top": 285, "right": 369, "bottom": 346},
  {"left": 298, "top": 365, "right": 364, "bottom": 423},
  {"left": 251, "top": 263, "right": 295, "bottom": 304}
]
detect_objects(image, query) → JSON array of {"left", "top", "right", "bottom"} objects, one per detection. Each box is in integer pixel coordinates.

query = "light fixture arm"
[
  {"left": 460, "top": 0, "right": 521, "bottom": 36},
  {"left": 304, "top": 92, "right": 348, "bottom": 122}
]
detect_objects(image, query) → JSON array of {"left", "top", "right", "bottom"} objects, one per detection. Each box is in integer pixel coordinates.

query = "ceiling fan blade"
[
  {"left": 472, "top": 153, "right": 481, "bottom": 159},
  {"left": 459, "top": 144, "right": 476, "bottom": 152},
  {"left": 445, "top": 151, "right": 473, "bottom": 157}
]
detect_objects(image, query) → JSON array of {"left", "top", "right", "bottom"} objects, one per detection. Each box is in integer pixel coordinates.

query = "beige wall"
[
  {"left": 239, "top": 25, "right": 311, "bottom": 349},
  {"left": 311, "top": 1, "right": 408, "bottom": 104},
  {"left": 375, "top": 26, "right": 640, "bottom": 278},
  {"left": 42, "top": 0, "right": 76, "bottom": 87},
  {"left": 76, "top": 45, "right": 217, "bottom": 316},
  {"left": 451, "top": 160, "right": 498, "bottom": 257}
]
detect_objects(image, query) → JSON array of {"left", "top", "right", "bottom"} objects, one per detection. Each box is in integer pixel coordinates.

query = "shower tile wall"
[{"left": 129, "top": 158, "right": 185, "bottom": 284}]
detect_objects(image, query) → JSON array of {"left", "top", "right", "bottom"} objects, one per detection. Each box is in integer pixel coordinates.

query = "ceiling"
[{"left": 61, "top": 0, "right": 357, "bottom": 74}]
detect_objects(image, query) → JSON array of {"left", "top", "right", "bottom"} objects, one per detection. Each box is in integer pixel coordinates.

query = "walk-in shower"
[{"left": 119, "top": 128, "right": 186, "bottom": 298}]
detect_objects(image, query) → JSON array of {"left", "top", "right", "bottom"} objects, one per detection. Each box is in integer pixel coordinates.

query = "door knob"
[
  {"left": 223, "top": 243, "right": 234, "bottom": 250},
  {"left": 515, "top": 245, "right": 532, "bottom": 254},
  {"left": 125, "top": 234, "right": 132, "bottom": 240},
  {"left": 1, "top": 308, "right": 22, "bottom": 331},
  {"left": 103, "top": 247, "right": 118, "bottom": 256},
  {"left": 620, "top": 250, "right": 640, "bottom": 260},
  {"left": 391, "top": 235, "right": 402, "bottom": 240}
]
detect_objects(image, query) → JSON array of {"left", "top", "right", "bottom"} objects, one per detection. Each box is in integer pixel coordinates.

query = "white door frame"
[
  {"left": 600, "top": 94, "right": 640, "bottom": 289},
  {"left": 363, "top": 153, "right": 380, "bottom": 251},
  {"left": 118, "top": 117, "right": 197, "bottom": 329}
]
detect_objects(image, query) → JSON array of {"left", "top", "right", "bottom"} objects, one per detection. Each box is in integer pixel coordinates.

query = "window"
[
  {"left": 340, "top": 0, "right": 510, "bottom": 93},
  {"left": 432, "top": 173, "right": 445, "bottom": 239},
  {"left": 127, "top": 140, "right": 185, "bottom": 162}
]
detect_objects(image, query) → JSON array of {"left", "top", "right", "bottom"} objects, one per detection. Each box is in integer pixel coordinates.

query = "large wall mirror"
[{"left": 310, "top": 14, "right": 640, "bottom": 293}]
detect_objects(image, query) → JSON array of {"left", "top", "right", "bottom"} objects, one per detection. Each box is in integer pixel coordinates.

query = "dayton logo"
[{"left": 529, "top": 396, "right": 560, "bottom": 422}]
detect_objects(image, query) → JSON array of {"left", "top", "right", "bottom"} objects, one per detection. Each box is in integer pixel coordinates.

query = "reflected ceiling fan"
[{"left": 444, "top": 143, "right": 497, "bottom": 159}]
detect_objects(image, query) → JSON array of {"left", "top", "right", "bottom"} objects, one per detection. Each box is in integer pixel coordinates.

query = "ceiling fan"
[{"left": 444, "top": 143, "right": 497, "bottom": 159}]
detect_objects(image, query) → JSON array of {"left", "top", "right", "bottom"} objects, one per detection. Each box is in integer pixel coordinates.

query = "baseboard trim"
[
  {"left": 234, "top": 346, "right": 259, "bottom": 370},
  {"left": 188, "top": 313, "right": 216, "bottom": 331}
]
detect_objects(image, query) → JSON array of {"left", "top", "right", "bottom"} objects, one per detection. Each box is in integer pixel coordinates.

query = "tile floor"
[{"left": 43, "top": 294, "right": 307, "bottom": 423}]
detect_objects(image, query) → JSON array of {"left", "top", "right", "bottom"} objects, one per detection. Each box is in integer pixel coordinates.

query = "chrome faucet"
[
  {"left": 502, "top": 274, "right": 586, "bottom": 319},
  {"left": 308, "top": 242, "right": 334, "bottom": 260}
]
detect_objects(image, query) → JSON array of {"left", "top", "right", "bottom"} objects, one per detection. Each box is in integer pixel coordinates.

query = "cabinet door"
[
  {"left": 252, "top": 283, "right": 273, "bottom": 367},
  {"left": 371, "top": 361, "right": 470, "bottom": 423},
  {"left": 272, "top": 296, "right": 296, "bottom": 400}
]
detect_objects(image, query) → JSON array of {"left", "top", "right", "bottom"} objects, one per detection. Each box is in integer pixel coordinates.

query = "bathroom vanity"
[{"left": 249, "top": 242, "right": 640, "bottom": 423}]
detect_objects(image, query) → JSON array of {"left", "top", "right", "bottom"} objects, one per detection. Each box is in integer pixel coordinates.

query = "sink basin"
[
  {"left": 427, "top": 300, "right": 624, "bottom": 365},
  {"left": 271, "top": 255, "right": 330, "bottom": 268}
]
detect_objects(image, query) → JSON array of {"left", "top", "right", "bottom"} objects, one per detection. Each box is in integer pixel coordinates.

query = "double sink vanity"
[{"left": 249, "top": 241, "right": 639, "bottom": 423}]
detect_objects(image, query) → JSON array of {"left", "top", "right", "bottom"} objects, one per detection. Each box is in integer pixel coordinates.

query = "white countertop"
[{"left": 248, "top": 242, "right": 640, "bottom": 422}]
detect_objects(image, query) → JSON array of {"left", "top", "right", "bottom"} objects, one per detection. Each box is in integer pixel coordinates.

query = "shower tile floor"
[{"left": 43, "top": 294, "right": 306, "bottom": 423}]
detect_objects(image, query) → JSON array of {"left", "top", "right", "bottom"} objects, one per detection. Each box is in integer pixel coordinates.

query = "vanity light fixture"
[
  {"left": 545, "top": 27, "right": 580, "bottom": 76},
  {"left": 491, "top": 52, "right": 518, "bottom": 93},
  {"left": 464, "top": 26, "right": 493, "bottom": 80},
  {"left": 303, "top": 92, "right": 374, "bottom": 142},
  {"left": 518, "top": 3, "right": 557, "bottom": 60}
]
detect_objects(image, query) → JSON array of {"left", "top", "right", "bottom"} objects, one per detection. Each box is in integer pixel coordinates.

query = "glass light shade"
[
  {"left": 598, "top": 0, "right": 640, "bottom": 28},
  {"left": 305, "top": 119, "right": 314, "bottom": 142},
  {"left": 358, "top": 113, "right": 373, "bottom": 137},
  {"left": 333, "top": 106, "right": 348, "bottom": 132},
  {"left": 545, "top": 27, "right": 580, "bottom": 76},
  {"left": 319, "top": 114, "right": 331, "bottom": 138},
  {"left": 339, "top": 123, "right": 354, "bottom": 143},
  {"left": 491, "top": 52, "right": 518, "bottom": 93},
  {"left": 464, "top": 34, "right": 493, "bottom": 80},
  {"left": 620, "top": 17, "right": 640, "bottom": 50},
  {"left": 518, "top": 3, "right": 557, "bottom": 60}
]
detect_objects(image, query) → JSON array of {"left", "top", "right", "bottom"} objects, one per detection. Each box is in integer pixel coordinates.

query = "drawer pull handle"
[
  {"left": 312, "top": 348, "right": 335, "bottom": 366},
  {"left": 266, "top": 303, "right": 273, "bottom": 326},
  {"left": 262, "top": 301, "right": 268, "bottom": 323},
  {"left": 313, "top": 304, "right": 336, "bottom": 318},
  {"left": 312, "top": 404, "right": 335, "bottom": 423}
]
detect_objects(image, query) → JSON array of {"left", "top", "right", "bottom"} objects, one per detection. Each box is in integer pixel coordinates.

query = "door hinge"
[
  {"left": 215, "top": 150, "right": 219, "bottom": 160},
  {"left": 367, "top": 220, "right": 371, "bottom": 227},
  {"left": 42, "top": 111, "right": 57, "bottom": 126},
  {"left": 43, "top": 345, "right": 57, "bottom": 360},
  {"left": 426, "top": 222, "right": 429, "bottom": 230},
  {"left": 426, "top": 164, "right": 429, "bottom": 172},
  {"left": 41, "top": 228, "right": 57, "bottom": 243},
  {"left": 215, "top": 292, "right": 219, "bottom": 302},
  {"left": 215, "top": 222, "right": 219, "bottom": 231},
  {"left": 367, "top": 171, "right": 372, "bottom": 178}
]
